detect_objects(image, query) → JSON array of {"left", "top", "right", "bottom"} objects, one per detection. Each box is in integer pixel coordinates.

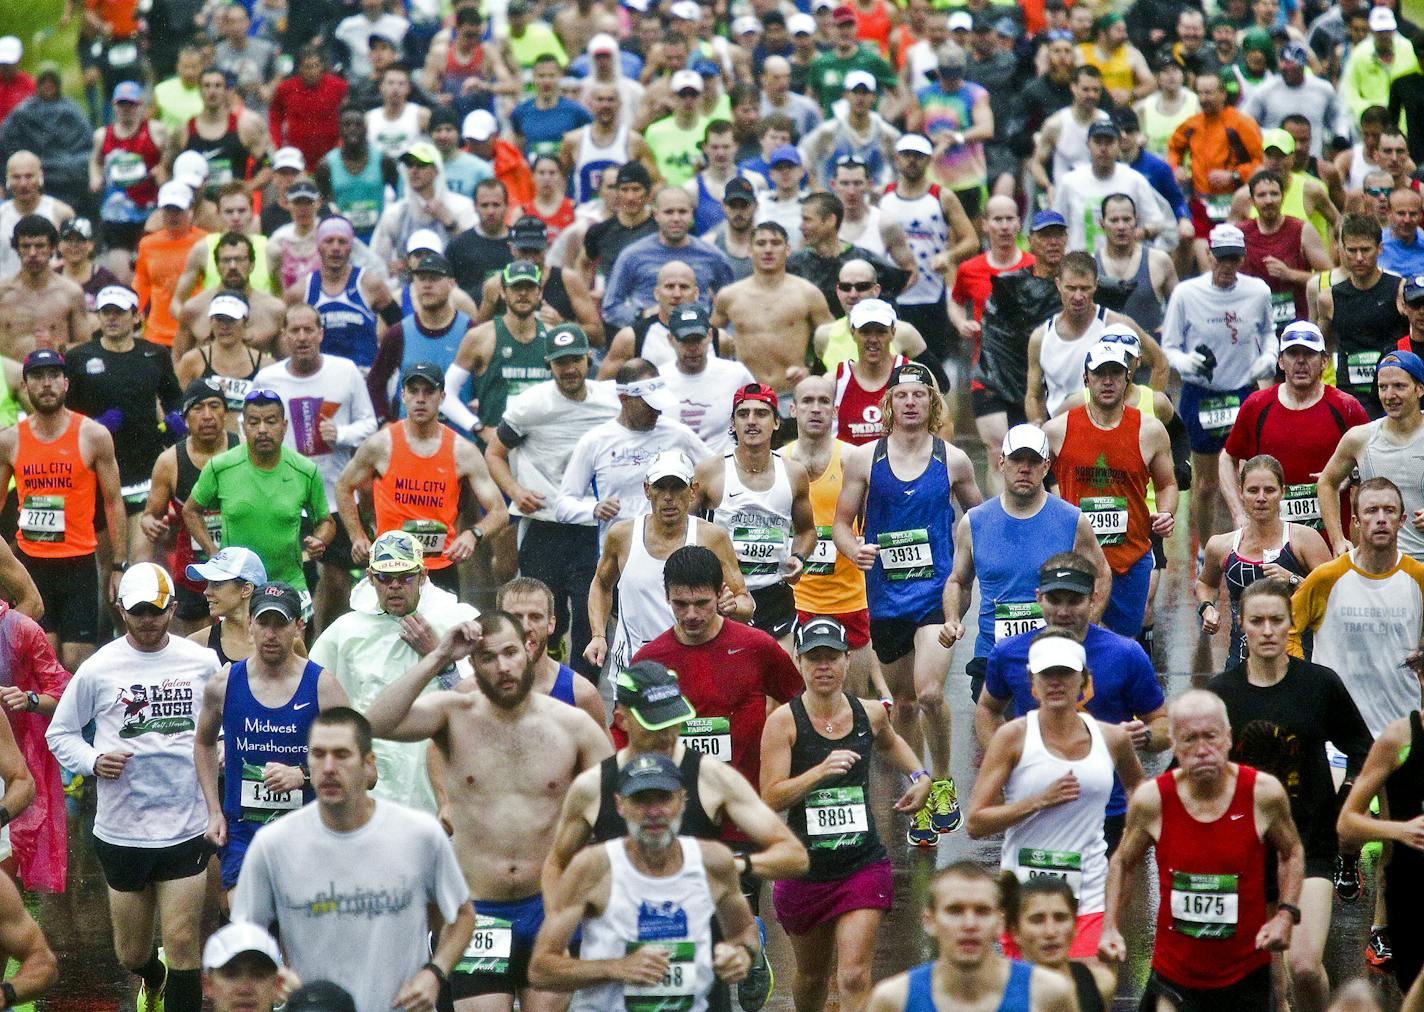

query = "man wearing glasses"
[{"left": 183, "top": 388, "right": 332, "bottom": 620}]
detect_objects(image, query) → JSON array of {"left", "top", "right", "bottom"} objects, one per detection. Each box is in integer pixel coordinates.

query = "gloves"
[
  {"left": 1250, "top": 349, "right": 1279, "bottom": 381},
  {"left": 95, "top": 408, "right": 123, "bottom": 432},
  {"left": 1164, "top": 347, "right": 1208, "bottom": 378},
  {"left": 163, "top": 411, "right": 187, "bottom": 438}
]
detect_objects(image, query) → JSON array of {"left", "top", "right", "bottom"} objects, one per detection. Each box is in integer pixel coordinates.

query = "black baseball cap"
[
  {"left": 510, "top": 215, "right": 550, "bottom": 250},
  {"left": 669, "top": 304, "right": 711, "bottom": 340},
  {"left": 796, "top": 616, "right": 850, "bottom": 654},
  {"left": 614, "top": 660, "right": 695, "bottom": 729},
  {"left": 182, "top": 377, "right": 225, "bottom": 415},
  {"left": 1038, "top": 560, "right": 1095, "bottom": 596},
  {"left": 22, "top": 349, "right": 64, "bottom": 377},
  {"left": 287, "top": 179, "right": 321, "bottom": 202},
  {"left": 1087, "top": 120, "right": 1121, "bottom": 141},
  {"left": 616, "top": 162, "right": 653, "bottom": 188},
  {"left": 616, "top": 752, "right": 685, "bottom": 796},
  {"left": 251, "top": 581, "right": 303, "bottom": 623},
  {"left": 287, "top": 982, "right": 357, "bottom": 1012},
  {"left": 403, "top": 362, "right": 445, "bottom": 389},
  {"left": 888, "top": 361, "right": 937, "bottom": 389},
  {"left": 723, "top": 177, "right": 755, "bottom": 204},
  {"left": 412, "top": 251, "right": 453, "bottom": 277}
]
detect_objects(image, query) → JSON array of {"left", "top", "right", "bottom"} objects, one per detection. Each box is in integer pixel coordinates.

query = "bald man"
[
  {"left": 598, "top": 259, "right": 710, "bottom": 377},
  {"left": 0, "top": 152, "right": 75, "bottom": 278}
]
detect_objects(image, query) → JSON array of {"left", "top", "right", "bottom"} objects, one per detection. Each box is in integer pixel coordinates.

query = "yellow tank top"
[
  {"left": 820, "top": 317, "right": 857, "bottom": 372},
  {"left": 784, "top": 439, "right": 867, "bottom": 615},
  {"left": 1078, "top": 41, "right": 1135, "bottom": 95},
  {"left": 1246, "top": 173, "right": 1329, "bottom": 249}
]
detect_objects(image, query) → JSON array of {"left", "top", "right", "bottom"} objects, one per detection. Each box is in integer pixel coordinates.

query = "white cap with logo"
[
  {"left": 1279, "top": 320, "right": 1326, "bottom": 353},
  {"left": 208, "top": 293, "right": 250, "bottom": 320},
  {"left": 95, "top": 285, "right": 138, "bottom": 311},
  {"left": 202, "top": 921, "right": 282, "bottom": 971},
  {"left": 1001, "top": 423, "right": 1051, "bottom": 459},
  {"left": 645, "top": 449, "right": 696, "bottom": 485},
  {"left": 1085, "top": 341, "right": 1132, "bottom": 371},
  {"left": 849, "top": 298, "right": 896, "bottom": 329},
  {"left": 118, "top": 563, "right": 176, "bottom": 611}
]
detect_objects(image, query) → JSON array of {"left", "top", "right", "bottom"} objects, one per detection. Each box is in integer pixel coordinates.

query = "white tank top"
[
  {"left": 366, "top": 103, "right": 425, "bottom": 161},
  {"left": 838, "top": 205, "right": 887, "bottom": 257},
  {"left": 1359, "top": 418, "right": 1424, "bottom": 561},
  {"left": 572, "top": 838, "right": 716, "bottom": 1012},
  {"left": 1001, "top": 711, "right": 1114, "bottom": 914},
  {"left": 1348, "top": 141, "right": 1381, "bottom": 192},
  {"left": 1052, "top": 109, "right": 1107, "bottom": 186},
  {"left": 611, "top": 515, "right": 699, "bottom": 668},
  {"left": 880, "top": 185, "right": 948, "bottom": 304},
  {"left": 712, "top": 453, "right": 795, "bottom": 591},
  {"left": 1039, "top": 306, "right": 1107, "bottom": 417},
  {"left": 575, "top": 123, "right": 630, "bottom": 204}
]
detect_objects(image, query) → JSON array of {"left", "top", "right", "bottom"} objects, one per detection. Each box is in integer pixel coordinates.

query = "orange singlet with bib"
[{"left": 373, "top": 421, "right": 461, "bottom": 594}]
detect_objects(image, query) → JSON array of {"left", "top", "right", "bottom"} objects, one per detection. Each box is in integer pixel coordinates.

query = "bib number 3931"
[
  {"left": 1170, "top": 871, "right": 1239, "bottom": 939},
  {"left": 681, "top": 717, "right": 731, "bottom": 762},
  {"left": 877, "top": 529, "right": 934, "bottom": 580},
  {"left": 625, "top": 941, "right": 698, "bottom": 1012}
]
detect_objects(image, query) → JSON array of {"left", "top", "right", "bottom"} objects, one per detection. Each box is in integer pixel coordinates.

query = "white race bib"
[
  {"left": 877, "top": 529, "right": 934, "bottom": 580},
  {"left": 805, "top": 785, "right": 869, "bottom": 836},
  {"left": 1080, "top": 496, "right": 1128, "bottom": 546},
  {"left": 994, "top": 602, "right": 1046, "bottom": 642},
  {"left": 239, "top": 763, "right": 301, "bottom": 824},
  {"left": 1279, "top": 483, "right": 1321, "bottom": 523},
  {"left": 1169, "top": 872, "right": 1239, "bottom": 939},
  {"left": 681, "top": 718, "right": 731, "bottom": 762},
  {"left": 804, "top": 525, "right": 838, "bottom": 576},
  {"left": 18, "top": 495, "right": 65, "bottom": 542},
  {"left": 1014, "top": 847, "right": 1083, "bottom": 896}
]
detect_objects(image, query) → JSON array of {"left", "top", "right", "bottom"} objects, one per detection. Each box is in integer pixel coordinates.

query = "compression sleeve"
[{"left": 441, "top": 363, "right": 481, "bottom": 433}]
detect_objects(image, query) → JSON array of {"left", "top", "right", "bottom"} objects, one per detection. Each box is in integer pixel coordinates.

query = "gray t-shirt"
[{"left": 232, "top": 799, "right": 470, "bottom": 1012}]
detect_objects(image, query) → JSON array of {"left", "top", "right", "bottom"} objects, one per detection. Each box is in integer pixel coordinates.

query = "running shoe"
[
  {"left": 737, "top": 917, "right": 773, "bottom": 1012},
  {"left": 929, "top": 778, "right": 962, "bottom": 835},
  {"left": 137, "top": 946, "right": 167, "bottom": 1012},
  {"left": 1366, "top": 928, "right": 1393, "bottom": 970},
  {"left": 906, "top": 803, "right": 937, "bottom": 848},
  {"left": 1334, "top": 853, "right": 1363, "bottom": 903}
]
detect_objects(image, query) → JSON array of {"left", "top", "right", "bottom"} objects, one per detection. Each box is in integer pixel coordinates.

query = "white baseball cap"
[
  {"left": 1085, "top": 340, "right": 1132, "bottom": 372},
  {"left": 202, "top": 921, "right": 282, "bottom": 972},
  {"left": 185, "top": 546, "right": 268, "bottom": 586},
  {"left": 670, "top": 0, "right": 702, "bottom": 19},
  {"left": 208, "top": 293, "right": 250, "bottom": 320},
  {"left": 1027, "top": 634, "right": 1088, "bottom": 674},
  {"left": 271, "top": 146, "right": 305, "bottom": 172},
  {"left": 788, "top": 13, "right": 817, "bottom": 34},
  {"left": 588, "top": 32, "right": 618, "bottom": 55},
  {"left": 1279, "top": 320, "right": 1327, "bottom": 353},
  {"left": 843, "top": 69, "right": 877, "bottom": 92},
  {"left": 617, "top": 375, "right": 677, "bottom": 413},
  {"left": 172, "top": 150, "right": 210, "bottom": 189},
  {"left": 645, "top": 449, "right": 696, "bottom": 484},
  {"left": 406, "top": 228, "right": 444, "bottom": 255},
  {"left": 670, "top": 69, "right": 704, "bottom": 93},
  {"left": 1370, "top": 6, "right": 1398, "bottom": 32},
  {"left": 1098, "top": 322, "right": 1142, "bottom": 358},
  {"left": 462, "top": 109, "right": 498, "bottom": 142},
  {"left": 157, "top": 181, "right": 193, "bottom": 210},
  {"left": 118, "top": 563, "right": 176, "bottom": 612},
  {"left": 896, "top": 133, "right": 933, "bottom": 156},
  {"left": 1208, "top": 222, "right": 1246, "bottom": 255},
  {"left": 732, "top": 15, "right": 762, "bottom": 35},
  {"left": 1001, "top": 423, "right": 1050, "bottom": 459},
  {"left": 95, "top": 285, "right": 137, "bottom": 311},
  {"left": 849, "top": 298, "right": 896, "bottom": 329},
  {"left": 0, "top": 38, "right": 22, "bottom": 65},
  {"left": 948, "top": 11, "right": 973, "bottom": 31}
]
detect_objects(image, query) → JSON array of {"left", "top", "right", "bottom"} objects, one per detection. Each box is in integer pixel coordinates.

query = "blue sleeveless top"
[
  {"left": 307, "top": 266, "right": 378, "bottom": 368},
  {"left": 967, "top": 495, "right": 1081, "bottom": 658},
  {"left": 396, "top": 310, "right": 472, "bottom": 418},
  {"left": 693, "top": 173, "right": 727, "bottom": 235},
  {"left": 221, "top": 659, "right": 321, "bottom": 824},
  {"left": 862, "top": 437, "right": 956, "bottom": 621},
  {"left": 905, "top": 960, "right": 1033, "bottom": 1012},
  {"left": 550, "top": 663, "right": 577, "bottom": 706}
]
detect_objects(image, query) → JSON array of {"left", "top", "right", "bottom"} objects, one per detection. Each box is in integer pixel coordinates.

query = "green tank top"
[
  {"left": 645, "top": 114, "right": 711, "bottom": 187},
  {"left": 820, "top": 318, "right": 856, "bottom": 371},
  {"left": 0, "top": 377, "right": 19, "bottom": 431},
  {"left": 322, "top": 147, "right": 387, "bottom": 237},
  {"left": 202, "top": 233, "right": 273, "bottom": 295},
  {"left": 476, "top": 316, "right": 551, "bottom": 433},
  {"left": 1137, "top": 93, "right": 1198, "bottom": 158}
]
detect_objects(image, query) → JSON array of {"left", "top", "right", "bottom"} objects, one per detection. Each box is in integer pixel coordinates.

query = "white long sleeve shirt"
[
  {"left": 47, "top": 635, "right": 221, "bottom": 847},
  {"left": 1052, "top": 162, "right": 1171, "bottom": 255},
  {"left": 1160, "top": 272, "right": 1275, "bottom": 390}
]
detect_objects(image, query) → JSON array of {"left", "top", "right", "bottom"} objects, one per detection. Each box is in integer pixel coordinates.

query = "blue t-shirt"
[
  {"left": 984, "top": 623, "right": 1163, "bottom": 816},
  {"left": 510, "top": 97, "right": 594, "bottom": 160},
  {"left": 601, "top": 234, "right": 735, "bottom": 329},
  {"left": 1381, "top": 228, "right": 1424, "bottom": 277},
  {"left": 1129, "top": 148, "right": 1191, "bottom": 221},
  {"left": 567, "top": 51, "right": 644, "bottom": 80}
]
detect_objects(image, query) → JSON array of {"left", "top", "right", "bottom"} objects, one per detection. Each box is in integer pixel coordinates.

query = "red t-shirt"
[
  {"left": 627, "top": 619, "right": 803, "bottom": 797},
  {"left": 951, "top": 249, "right": 1035, "bottom": 321},
  {"left": 1222, "top": 384, "right": 1369, "bottom": 485}
]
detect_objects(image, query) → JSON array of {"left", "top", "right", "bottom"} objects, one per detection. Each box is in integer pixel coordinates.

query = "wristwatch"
[
  {"left": 1276, "top": 902, "right": 1302, "bottom": 924},
  {"left": 1196, "top": 601, "right": 1213, "bottom": 619},
  {"left": 24, "top": 692, "right": 38, "bottom": 713}
]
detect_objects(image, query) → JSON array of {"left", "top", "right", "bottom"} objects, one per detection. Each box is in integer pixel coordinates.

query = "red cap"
[
  {"left": 831, "top": 4, "right": 857, "bottom": 22},
  {"left": 732, "top": 382, "right": 779, "bottom": 413}
]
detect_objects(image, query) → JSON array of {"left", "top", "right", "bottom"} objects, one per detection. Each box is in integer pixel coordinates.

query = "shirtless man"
[
  {"left": 0, "top": 216, "right": 88, "bottom": 359},
  {"left": 495, "top": 577, "right": 607, "bottom": 733},
  {"left": 365, "top": 612, "right": 612, "bottom": 1012},
  {"left": 175, "top": 233, "right": 286, "bottom": 357},
  {"left": 711, "top": 222, "right": 834, "bottom": 409}
]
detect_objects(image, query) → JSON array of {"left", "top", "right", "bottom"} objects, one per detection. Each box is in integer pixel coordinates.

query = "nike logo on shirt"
[{"left": 293, "top": 702, "right": 311, "bottom": 710}]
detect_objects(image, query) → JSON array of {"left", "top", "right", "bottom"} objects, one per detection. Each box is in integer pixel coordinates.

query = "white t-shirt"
[
  {"left": 658, "top": 358, "right": 755, "bottom": 454},
  {"left": 46, "top": 635, "right": 221, "bottom": 848},
  {"left": 232, "top": 800, "right": 470, "bottom": 1012},
  {"left": 254, "top": 355, "right": 378, "bottom": 507},
  {"left": 1052, "top": 162, "right": 1170, "bottom": 255},
  {"left": 499, "top": 378, "right": 621, "bottom": 522},
  {"left": 334, "top": 12, "right": 412, "bottom": 78},
  {"left": 554, "top": 416, "right": 712, "bottom": 541}
]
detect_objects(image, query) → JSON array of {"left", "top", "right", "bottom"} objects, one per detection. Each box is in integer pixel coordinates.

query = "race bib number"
[
  {"left": 121, "top": 479, "right": 151, "bottom": 508},
  {"left": 1346, "top": 350, "right": 1382, "bottom": 388},
  {"left": 106, "top": 150, "right": 147, "bottom": 187},
  {"left": 239, "top": 763, "right": 301, "bottom": 824},
  {"left": 1270, "top": 291, "right": 1295, "bottom": 326},
  {"left": 1014, "top": 848, "right": 1083, "bottom": 895},
  {"left": 206, "top": 157, "right": 234, "bottom": 188},
  {"left": 1204, "top": 193, "right": 1232, "bottom": 222},
  {"left": 1197, "top": 394, "right": 1241, "bottom": 435},
  {"left": 1080, "top": 496, "right": 1128, "bottom": 546},
  {"left": 877, "top": 529, "right": 934, "bottom": 581},
  {"left": 1279, "top": 483, "right": 1321, "bottom": 524},
  {"left": 733, "top": 525, "right": 787, "bottom": 577},
  {"left": 805, "top": 785, "right": 868, "bottom": 848},
  {"left": 625, "top": 941, "right": 697, "bottom": 1012},
  {"left": 192, "top": 510, "right": 224, "bottom": 555},
  {"left": 18, "top": 495, "right": 64, "bottom": 543},
  {"left": 804, "top": 525, "right": 838, "bottom": 576},
  {"left": 681, "top": 717, "right": 731, "bottom": 763},
  {"left": 456, "top": 915, "right": 513, "bottom": 976},
  {"left": 994, "top": 602, "right": 1045, "bottom": 642},
  {"left": 402, "top": 519, "right": 448, "bottom": 556},
  {"left": 216, "top": 375, "right": 252, "bottom": 409},
  {"left": 344, "top": 200, "right": 380, "bottom": 231},
  {"left": 1170, "top": 871, "right": 1239, "bottom": 939}
]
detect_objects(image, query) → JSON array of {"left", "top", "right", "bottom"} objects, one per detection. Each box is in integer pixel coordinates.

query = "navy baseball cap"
[
  {"left": 22, "top": 349, "right": 64, "bottom": 376},
  {"left": 1404, "top": 274, "right": 1424, "bottom": 304},
  {"left": 1378, "top": 350, "right": 1424, "bottom": 384}
]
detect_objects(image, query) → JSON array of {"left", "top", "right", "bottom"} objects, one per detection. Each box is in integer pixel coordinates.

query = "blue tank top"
[
  {"left": 693, "top": 173, "right": 727, "bottom": 235},
  {"left": 396, "top": 310, "right": 472, "bottom": 418},
  {"left": 307, "top": 266, "right": 379, "bottom": 368},
  {"left": 967, "top": 495, "right": 1081, "bottom": 658},
  {"left": 862, "top": 437, "right": 955, "bottom": 621},
  {"left": 550, "top": 663, "right": 577, "bottom": 705},
  {"left": 905, "top": 960, "right": 1033, "bottom": 1012},
  {"left": 323, "top": 147, "right": 387, "bottom": 242},
  {"left": 220, "top": 659, "right": 322, "bottom": 824}
]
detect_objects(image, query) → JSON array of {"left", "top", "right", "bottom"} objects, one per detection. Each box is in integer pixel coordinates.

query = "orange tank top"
[
  {"left": 1054, "top": 405, "right": 1151, "bottom": 574},
  {"left": 854, "top": 0, "right": 894, "bottom": 57},
  {"left": 372, "top": 422, "right": 461, "bottom": 570},
  {"left": 787, "top": 439, "right": 866, "bottom": 615},
  {"left": 15, "top": 413, "right": 98, "bottom": 559}
]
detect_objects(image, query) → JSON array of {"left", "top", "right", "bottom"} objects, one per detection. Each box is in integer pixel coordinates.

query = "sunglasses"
[
  {"left": 371, "top": 570, "right": 420, "bottom": 585},
  {"left": 243, "top": 387, "right": 282, "bottom": 404},
  {"left": 1367, "top": 186, "right": 1393, "bottom": 197},
  {"left": 834, "top": 155, "right": 868, "bottom": 168},
  {"left": 837, "top": 280, "right": 876, "bottom": 292},
  {"left": 125, "top": 603, "right": 168, "bottom": 617}
]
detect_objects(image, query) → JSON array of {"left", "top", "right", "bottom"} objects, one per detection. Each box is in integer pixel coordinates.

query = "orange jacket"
[
  {"left": 134, "top": 225, "right": 206, "bottom": 346},
  {"left": 1167, "top": 107, "right": 1263, "bottom": 196},
  {"left": 493, "top": 139, "right": 535, "bottom": 210}
]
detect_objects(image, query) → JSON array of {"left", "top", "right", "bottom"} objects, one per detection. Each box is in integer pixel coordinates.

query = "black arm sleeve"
[
  {"left": 496, "top": 421, "right": 525, "bottom": 448},
  {"left": 378, "top": 301, "right": 403, "bottom": 327},
  {"left": 1166, "top": 411, "right": 1192, "bottom": 491}
]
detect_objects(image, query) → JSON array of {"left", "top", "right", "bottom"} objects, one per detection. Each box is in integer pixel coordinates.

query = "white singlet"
[
  {"left": 366, "top": 103, "right": 425, "bottom": 161},
  {"left": 712, "top": 452, "right": 795, "bottom": 592},
  {"left": 574, "top": 123, "right": 630, "bottom": 205},
  {"left": 1039, "top": 306, "right": 1108, "bottom": 417},
  {"left": 881, "top": 184, "right": 948, "bottom": 304},
  {"left": 610, "top": 515, "right": 700, "bottom": 669},
  {"left": 838, "top": 205, "right": 887, "bottom": 257}
]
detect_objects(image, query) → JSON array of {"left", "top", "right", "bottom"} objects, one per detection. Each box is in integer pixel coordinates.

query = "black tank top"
[
  {"left": 207, "top": 620, "right": 238, "bottom": 667},
  {"left": 787, "top": 694, "right": 886, "bottom": 881},
  {"left": 200, "top": 345, "right": 263, "bottom": 413},
  {"left": 183, "top": 111, "right": 256, "bottom": 186},
  {"left": 176, "top": 433, "right": 239, "bottom": 501},
  {"left": 1332, "top": 273, "right": 1407, "bottom": 404},
  {"left": 1069, "top": 962, "right": 1105, "bottom": 1012},
  {"left": 591, "top": 749, "right": 720, "bottom": 843},
  {"left": 1385, "top": 712, "right": 1424, "bottom": 900},
  {"left": 1095, "top": 248, "right": 1163, "bottom": 335}
]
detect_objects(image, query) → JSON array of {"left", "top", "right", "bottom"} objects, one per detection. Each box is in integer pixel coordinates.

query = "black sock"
[
  {"left": 166, "top": 968, "right": 201, "bottom": 1012},
  {"left": 133, "top": 950, "right": 165, "bottom": 991}
]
